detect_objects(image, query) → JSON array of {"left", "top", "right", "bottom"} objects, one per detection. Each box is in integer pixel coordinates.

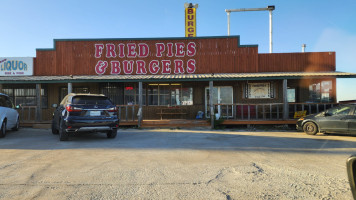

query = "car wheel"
[
  {"left": 107, "top": 129, "right": 117, "bottom": 139},
  {"left": 59, "top": 120, "right": 69, "bottom": 141},
  {"left": 12, "top": 117, "right": 20, "bottom": 131},
  {"left": 0, "top": 121, "right": 6, "bottom": 138},
  {"left": 303, "top": 122, "right": 318, "bottom": 135},
  {"left": 51, "top": 120, "right": 59, "bottom": 135}
]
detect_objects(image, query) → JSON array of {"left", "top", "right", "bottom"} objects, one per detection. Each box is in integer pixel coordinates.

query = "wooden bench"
[{"left": 157, "top": 107, "right": 187, "bottom": 120}]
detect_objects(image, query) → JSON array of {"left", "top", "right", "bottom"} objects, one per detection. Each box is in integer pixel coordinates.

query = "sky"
[{"left": 1, "top": 0, "right": 356, "bottom": 101}]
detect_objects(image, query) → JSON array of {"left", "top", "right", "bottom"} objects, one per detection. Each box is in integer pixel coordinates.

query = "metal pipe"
[
  {"left": 302, "top": 44, "right": 306, "bottom": 52},
  {"left": 225, "top": 5, "right": 275, "bottom": 52},
  {"left": 269, "top": 9, "right": 273, "bottom": 53},
  {"left": 227, "top": 11, "right": 230, "bottom": 36}
]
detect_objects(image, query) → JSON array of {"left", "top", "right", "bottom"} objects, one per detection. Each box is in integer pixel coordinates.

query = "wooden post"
[
  {"left": 36, "top": 83, "right": 42, "bottom": 122},
  {"left": 138, "top": 82, "right": 143, "bottom": 128},
  {"left": 283, "top": 79, "right": 289, "bottom": 120},
  {"left": 68, "top": 82, "right": 73, "bottom": 94},
  {"left": 209, "top": 81, "right": 214, "bottom": 129},
  {"left": 0, "top": 84, "right": 2, "bottom": 93}
]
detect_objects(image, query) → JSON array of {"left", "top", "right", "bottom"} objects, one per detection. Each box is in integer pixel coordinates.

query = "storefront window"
[
  {"left": 309, "top": 80, "right": 332, "bottom": 103},
  {"left": 287, "top": 88, "right": 296, "bottom": 103},
  {"left": 101, "top": 83, "right": 123, "bottom": 105},
  {"left": 181, "top": 87, "right": 193, "bottom": 105},
  {"left": 148, "top": 84, "right": 158, "bottom": 105},
  {"left": 3, "top": 84, "right": 48, "bottom": 108},
  {"left": 148, "top": 83, "right": 193, "bottom": 106}
]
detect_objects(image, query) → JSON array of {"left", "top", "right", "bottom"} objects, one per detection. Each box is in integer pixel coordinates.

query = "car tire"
[
  {"left": 51, "top": 120, "right": 59, "bottom": 135},
  {"left": 303, "top": 122, "right": 318, "bottom": 135},
  {"left": 0, "top": 121, "right": 6, "bottom": 138},
  {"left": 107, "top": 129, "right": 117, "bottom": 139},
  {"left": 12, "top": 117, "right": 20, "bottom": 131},
  {"left": 59, "top": 120, "right": 69, "bottom": 141}
]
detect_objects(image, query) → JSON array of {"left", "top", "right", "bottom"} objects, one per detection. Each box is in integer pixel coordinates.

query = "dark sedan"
[
  {"left": 296, "top": 104, "right": 356, "bottom": 135},
  {"left": 52, "top": 93, "right": 119, "bottom": 141}
]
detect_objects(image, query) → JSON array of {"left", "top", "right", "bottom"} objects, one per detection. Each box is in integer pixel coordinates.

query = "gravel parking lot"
[{"left": 0, "top": 127, "right": 355, "bottom": 199}]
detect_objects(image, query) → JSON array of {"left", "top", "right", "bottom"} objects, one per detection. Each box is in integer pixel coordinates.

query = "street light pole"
[{"left": 225, "top": 5, "right": 275, "bottom": 53}]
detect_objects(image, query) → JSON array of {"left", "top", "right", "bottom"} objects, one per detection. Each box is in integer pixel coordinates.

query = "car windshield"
[
  {"left": 72, "top": 96, "right": 113, "bottom": 105},
  {"left": 326, "top": 105, "right": 352, "bottom": 116}
]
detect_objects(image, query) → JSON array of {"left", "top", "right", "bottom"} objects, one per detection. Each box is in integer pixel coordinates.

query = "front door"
[{"left": 205, "top": 86, "right": 233, "bottom": 118}]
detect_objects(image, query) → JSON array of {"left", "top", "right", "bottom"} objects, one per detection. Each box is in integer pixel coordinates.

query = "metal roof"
[{"left": 0, "top": 71, "right": 355, "bottom": 84}]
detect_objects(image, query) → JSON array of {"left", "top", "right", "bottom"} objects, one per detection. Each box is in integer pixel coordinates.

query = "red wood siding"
[
  {"left": 34, "top": 37, "right": 336, "bottom": 76},
  {"left": 258, "top": 52, "right": 335, "bottom": 72}
]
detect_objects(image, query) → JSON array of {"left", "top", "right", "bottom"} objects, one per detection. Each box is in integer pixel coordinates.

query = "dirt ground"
[{"left": 0, "top": 127, "right": 355, "bottom": 199}]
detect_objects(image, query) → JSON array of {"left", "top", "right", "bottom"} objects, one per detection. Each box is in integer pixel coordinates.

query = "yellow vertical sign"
[{"left": 185, "top": 8, "right": 196, "bottom": 37}]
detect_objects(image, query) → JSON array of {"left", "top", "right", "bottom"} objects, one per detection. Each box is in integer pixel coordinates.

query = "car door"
[
  {"left": 317, "top": 105, "right": 352, "bottom": 133},
  {"left": 4, "top": 96, "right": 17, "bottom": 129},
  {"left": 348, "top": 107, "right": 356, "bottom": 134}
]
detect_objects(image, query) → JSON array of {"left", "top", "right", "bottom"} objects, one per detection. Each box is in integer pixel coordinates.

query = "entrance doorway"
[{"left": 205, "top": 86, "right": 233, "bottom": 118}]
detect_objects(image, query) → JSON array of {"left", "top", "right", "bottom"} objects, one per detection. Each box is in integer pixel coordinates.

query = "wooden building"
[{"left": 1, "top": 36, "right": 355, "bottom": 127}]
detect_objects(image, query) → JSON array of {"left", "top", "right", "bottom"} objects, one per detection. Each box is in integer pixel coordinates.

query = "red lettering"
[
  {"left": 188, "top": 21, "right": 194, "bottom": 26},
  {"left": 167, "top": 43, "right": 173, "bottom": 57},
  {"left": 95, "top": 60, "right": 108, "bottom": 74},
  {"left": 123, "top": 60, "right": 134, "bottom": 74},
  {"left": 110, "top": 61, "right": 121, "bottom": 74},
  {"left": 156, "top": 43, "right": 165, "bottom": 57},
  {"left": 161, "top": 60, "right": 171, "bottom": 74},
  {"left": 118, "top": 43, "right": 125, "bottom": 58},
  {"left": 188, "top": 15, "right": 194, "bottom": 20},
  {"left": 187, "top": 42, "right": 196, "bottom": 56},
  {"left": 149, "top": 60, "right": 160, "bottom": 74},
  {"left": 188, "top": 34, "right": 194, "bottom": 37},
  {"left": 175, "top": 43, "right": 185, "bottom": 57},
  {"left": 186, "top": 59, "right": 196, "bottom": 73},
  {"left": 138, "top": 43, "right": 149, "bottom": 58},
  {"left": 94, "top": 44, "right": 104, "bottom": 58},
  {"left": 106, "top": 44, "right": 117, "bottom": 58},
  {"left": 136, "top": 60, "right": 147, "bottom": 74},
  {"left": 187, "top": 8, "right": 194, "bottom": 14},
  {"left": 127, "top": 43, "right": 137, "bottom": 58},
  {"left": 174, "top": 60, "right": 184, "bottom": 74}
]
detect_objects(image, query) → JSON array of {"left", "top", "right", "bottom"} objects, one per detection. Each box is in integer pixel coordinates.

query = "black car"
[
  {"left": 296, "top": 104, "right": 356, "bottom": 135},
  {"left": 51, "top": 93, "right": 119, "bottom": 141}
]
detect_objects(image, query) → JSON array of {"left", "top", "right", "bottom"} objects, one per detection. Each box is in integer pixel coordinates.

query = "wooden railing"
[
  {"left": 117, "top": 105, "right": 138, "bottom": 122},
  {"left": 214, "top": 103, "right": 340, "bottom": 120},
  {"left": 18, "top": 106, "right": 37, "bottom": 122}
]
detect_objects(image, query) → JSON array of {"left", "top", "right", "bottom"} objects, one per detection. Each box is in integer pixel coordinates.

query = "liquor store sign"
[
  {"left": 94, "top": 42, "right": 197, "bottom": 75},
  {"left": 0, "top": 57, "right": 33, "bottom": 76}
]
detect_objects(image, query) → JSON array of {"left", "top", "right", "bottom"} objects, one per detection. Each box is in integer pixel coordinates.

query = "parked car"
[
  {"left": 296, "top": 104, "right": 356, "bottom": 135},
  {"left": 0, "top": 93, "right": 20, "bottom": 137},
  {"left": 51, "top": 93, "right": 119, "bottom": 141}
]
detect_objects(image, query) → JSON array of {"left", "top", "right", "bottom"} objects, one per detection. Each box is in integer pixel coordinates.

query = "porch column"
[
  {"left": 36, "top": 83, "right": 42, "bottom": 122},
  {"left": 209, "top": 81, "right": 214, "bottom": 129},
  {"left": 68, "top": 82, "right": 73, "bottom": 94},
  {"left": 138, "top": 81, "right": 143, "bottom": 128},
  {"left": 0, "top": 84, "right": 2, "bottom": 93},
  {"left": 283, "top": 79, "right": 289, "bottom": 120}
]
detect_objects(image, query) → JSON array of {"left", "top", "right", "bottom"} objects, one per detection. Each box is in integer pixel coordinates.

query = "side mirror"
[
  {"left": 347, "top": 155, "right": 356, "bottom": 199},
  {"left": 52, "top": 104, "right": 58, "bottom": 108}
]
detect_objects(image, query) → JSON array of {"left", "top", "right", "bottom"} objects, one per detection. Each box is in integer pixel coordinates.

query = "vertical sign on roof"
[{"left": 185, "top": 3, "right": 197, "bottom": 37}]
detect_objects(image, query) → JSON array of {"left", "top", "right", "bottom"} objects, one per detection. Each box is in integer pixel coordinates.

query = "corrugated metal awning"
[{"left": 1, "top": 71, "right": 355, "bottom": 84}]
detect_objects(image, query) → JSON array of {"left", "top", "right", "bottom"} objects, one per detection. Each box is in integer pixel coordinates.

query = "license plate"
[{"left": 90, "top": 111, "right": 101, "bottom": 116}]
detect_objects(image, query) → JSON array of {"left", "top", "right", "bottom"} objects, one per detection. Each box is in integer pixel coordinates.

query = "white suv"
[{"left": 0, "top": 93, "right": 19, "bottom": 137}]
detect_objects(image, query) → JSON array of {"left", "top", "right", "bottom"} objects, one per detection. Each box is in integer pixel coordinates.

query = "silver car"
[{"left": 0, "top": 93, "right": 19, "bottom": 137}]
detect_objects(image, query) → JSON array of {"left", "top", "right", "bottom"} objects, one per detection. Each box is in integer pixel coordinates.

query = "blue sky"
[{"left": 1, "top": 0, "right": 355, "bottom": 101}]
